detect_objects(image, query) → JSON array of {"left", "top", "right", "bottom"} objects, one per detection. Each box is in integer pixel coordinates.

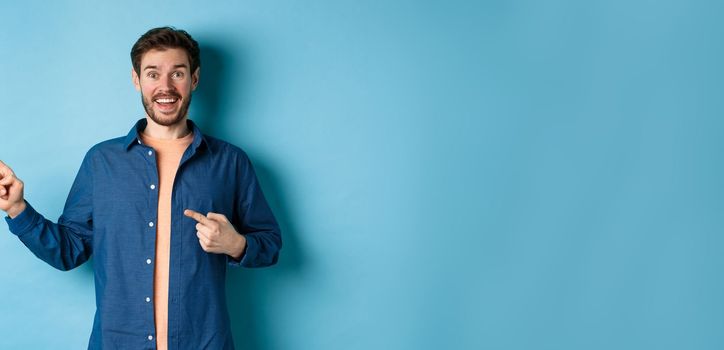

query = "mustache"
[{"left": 152, "top": 91, "right": 181, "bottom": 99}]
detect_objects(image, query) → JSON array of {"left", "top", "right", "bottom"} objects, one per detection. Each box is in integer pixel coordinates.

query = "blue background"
[{"left": 1, "top": 1, "right": 723, "bottom": 349}]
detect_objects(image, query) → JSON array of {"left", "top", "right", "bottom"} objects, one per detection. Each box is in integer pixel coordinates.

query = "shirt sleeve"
[
  {"left": 4, "top": 151, "right": 94, "bottom": 271},
  {"left": 228, "top": 152, "right": 282, "bottom": 268}
]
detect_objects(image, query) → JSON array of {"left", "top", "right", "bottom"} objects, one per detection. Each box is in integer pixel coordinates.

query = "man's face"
[{"left": 132, "top": 48, "right": 199, "bottom": 126}]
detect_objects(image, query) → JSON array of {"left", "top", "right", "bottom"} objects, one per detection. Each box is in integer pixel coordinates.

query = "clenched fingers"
[
  {"left": 195, "top": 221, "right": 217, "bottom": 235},
  {"left": 196, "top": 230, "right": 211, "bottom": 248},
  {"left": 0, "top": 173, "right": 16, "bottom": 186}
]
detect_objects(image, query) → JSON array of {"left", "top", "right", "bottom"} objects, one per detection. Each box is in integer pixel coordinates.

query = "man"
[{"left": 0, "top": 27, "right": 282, "bottom": 350}]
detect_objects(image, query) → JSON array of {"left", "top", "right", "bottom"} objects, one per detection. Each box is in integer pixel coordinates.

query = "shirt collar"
[{"left": 123, "top": 118, "right": 211, "bottom": 154}]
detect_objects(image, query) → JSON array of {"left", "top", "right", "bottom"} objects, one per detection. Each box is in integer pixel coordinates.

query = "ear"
[
  {"left": 131, "top": 68, "right": 141, "bottom": 91},
  {"left": 191, "top": 67, "right": 200, "bottom": 91}
]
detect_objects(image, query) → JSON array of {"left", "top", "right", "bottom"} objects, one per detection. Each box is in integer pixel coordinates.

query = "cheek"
[
  {"left": 141, "top": 87, "right": 155, "bottom": 99},
  {"left": 175, "top": 83, "right": 192, "bottom": 95}
]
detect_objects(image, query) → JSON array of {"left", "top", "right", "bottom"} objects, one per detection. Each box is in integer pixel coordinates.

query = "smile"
[
  {"left": 152, "top": 96, "right": 180, "bottom": 114},
  {"left": 154, "top": 97, "right": 178, "bottom": 104}
]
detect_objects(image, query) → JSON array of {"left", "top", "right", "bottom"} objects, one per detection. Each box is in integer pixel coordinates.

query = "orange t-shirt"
[{"left": 140, "top": 130, "right": 194, "bottom": 350}]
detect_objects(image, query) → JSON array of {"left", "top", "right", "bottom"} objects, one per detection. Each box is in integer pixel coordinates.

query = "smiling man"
[{"left": 0, "top": 27, "right": 282, "bottom": 350}]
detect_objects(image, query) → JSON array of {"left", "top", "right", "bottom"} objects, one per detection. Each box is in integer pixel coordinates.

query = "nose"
[{"left": 159, "top": 74, "right": 173, "bottom": 90}]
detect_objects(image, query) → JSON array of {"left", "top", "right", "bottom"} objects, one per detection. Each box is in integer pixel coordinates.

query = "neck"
[{"left": 143, "top": 116, "right": 191, "bottom": 140}]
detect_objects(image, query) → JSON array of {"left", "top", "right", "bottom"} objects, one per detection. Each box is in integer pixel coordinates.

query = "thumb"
[{"left": 206, "top": 212, "right": 229, "bottom": 223}]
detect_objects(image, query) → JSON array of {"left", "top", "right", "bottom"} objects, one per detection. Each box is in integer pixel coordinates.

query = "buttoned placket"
[
  {"left": 137, "top": 131, "right": 202, "bottom": 349},
  {"left": 140, "top": 139, "right": 159, "bottom": 346}
]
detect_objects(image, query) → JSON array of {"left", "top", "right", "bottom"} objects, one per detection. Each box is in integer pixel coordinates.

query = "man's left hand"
[{"left": 184, "top": 209, "right": 247, "bottom": 260}]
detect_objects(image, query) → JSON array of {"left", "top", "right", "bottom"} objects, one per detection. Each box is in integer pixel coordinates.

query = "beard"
[{"left": 141, "top": 90, "right": 192, "bottom": 127}]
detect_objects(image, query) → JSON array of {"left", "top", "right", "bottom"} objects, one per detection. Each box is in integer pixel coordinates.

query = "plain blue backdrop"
[{"left": 1, "top": 1, "right": 724, "bottom": 349}]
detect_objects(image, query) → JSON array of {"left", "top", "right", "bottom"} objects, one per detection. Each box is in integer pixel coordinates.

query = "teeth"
[{"left": 155, "top": 98, "right": 176, "bottom": 103}]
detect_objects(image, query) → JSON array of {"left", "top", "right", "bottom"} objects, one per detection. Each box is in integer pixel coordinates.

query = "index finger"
[{"left": 184, "top": 209, "right": 213, "bottom": 226}]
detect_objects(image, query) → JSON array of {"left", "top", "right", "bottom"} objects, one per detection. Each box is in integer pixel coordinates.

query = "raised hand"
[
  {"left": 0, "top": 160, "right": 26, "bottom": 218},
  {"left": 183, "top": 209, "right": 246, "bottom": 259}
]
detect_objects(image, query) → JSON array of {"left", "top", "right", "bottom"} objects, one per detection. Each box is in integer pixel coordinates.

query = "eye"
[
  {"left": 146, "top": 72, "right": 158, "bottom": 79},
  {"left": 172, "top": 71, "right": 185, "bottom": 79}
]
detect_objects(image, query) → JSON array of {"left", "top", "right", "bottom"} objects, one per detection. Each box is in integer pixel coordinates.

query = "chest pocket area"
[{"left": 175, "top": 164, "right": 236, "bottom": 246}]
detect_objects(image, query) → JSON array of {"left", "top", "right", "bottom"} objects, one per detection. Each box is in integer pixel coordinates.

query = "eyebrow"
[{"left": 143, "top": 64, "right": 189, "bottom": 71}]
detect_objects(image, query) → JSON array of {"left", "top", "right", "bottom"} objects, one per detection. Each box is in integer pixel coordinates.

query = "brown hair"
[{"left": 131, "top": 26, "right": 200, "bottom": 75}]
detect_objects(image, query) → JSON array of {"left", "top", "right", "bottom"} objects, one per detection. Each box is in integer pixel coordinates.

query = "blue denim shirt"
[{"left": 4, "top": 118, "right": 282, "bottom": 349}]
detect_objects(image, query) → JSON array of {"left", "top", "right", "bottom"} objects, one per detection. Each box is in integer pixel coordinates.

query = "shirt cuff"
[
  {"left": 4, "top": 201, "right": 41, "bottom": 237},
  {"left": 228, "top": 234, "right": 254, "bottom": 267}
]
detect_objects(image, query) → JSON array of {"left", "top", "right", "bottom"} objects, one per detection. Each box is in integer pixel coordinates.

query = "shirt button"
[
  {"left": 137, "top": 140, "right": 141, "bottom": 144},
  {"left": 148, "top": 150, "right": 153, "bottom": 156},
  {"left": 145, "top": 297, "right": 151, "bottom": 303},
  {"left": 148, "top": 221, "right": 154, "bottom": 227},
  {"left": 150, "top": 184, "right": 156, "bottom": 190},
  {"left": 146, "top": 259, "right": 152, "bottom": 264},
  {"left": 148, "top": 335, "right": 154, "bottom": 341}
]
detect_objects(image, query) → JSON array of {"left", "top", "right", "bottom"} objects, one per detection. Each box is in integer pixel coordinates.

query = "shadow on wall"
[{"left": 195, "top": 41, "right": 306, "bottom": 350}]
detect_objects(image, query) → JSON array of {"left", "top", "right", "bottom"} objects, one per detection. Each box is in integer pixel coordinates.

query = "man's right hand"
[{"left": 0, "top": 160, "right": 26, "bottom": 219}]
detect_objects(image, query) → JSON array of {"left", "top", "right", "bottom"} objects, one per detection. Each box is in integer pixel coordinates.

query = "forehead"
[{"left": 140, "top": 48, "right": 190, "bottom": 69}]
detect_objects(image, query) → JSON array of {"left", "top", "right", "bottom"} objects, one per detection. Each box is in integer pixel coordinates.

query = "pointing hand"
[
  {"left": 0, "top": 160, "right": 26, "bottom": 218},
  {"left": 183, "top": 209, "right": 247, "bottom": 259}
]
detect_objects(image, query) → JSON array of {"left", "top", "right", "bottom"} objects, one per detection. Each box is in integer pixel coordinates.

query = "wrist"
[
  {"left": 6, "top": 201, "right": 26, "bottom": 219},
  {"left": 229, "top": 234, "right": 247, "bottom": 260}
]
